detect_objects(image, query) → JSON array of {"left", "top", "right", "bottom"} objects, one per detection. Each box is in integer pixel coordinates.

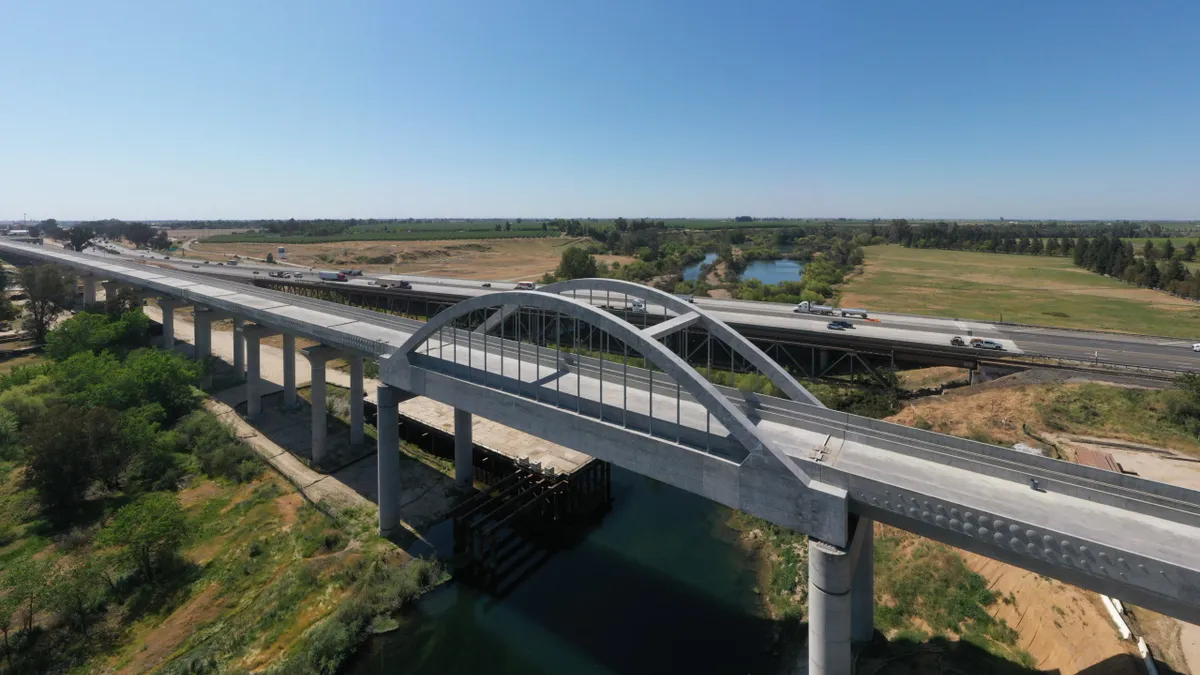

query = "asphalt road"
[{"left": 78, "top": 243, "right": 1200, "bottom": 373}]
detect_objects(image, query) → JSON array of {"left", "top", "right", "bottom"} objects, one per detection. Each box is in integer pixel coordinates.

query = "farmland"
[
  {"left": 838, "top": 245, "right": 1200, "bottom": 337},
  {"left": 188, "top": 236, "right": 635, "bottom": 281}
]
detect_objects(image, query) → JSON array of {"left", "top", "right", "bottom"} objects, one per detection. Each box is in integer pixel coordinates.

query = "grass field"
[{"left": 839, "top": 245, "right": 1200, "bottom": 337}]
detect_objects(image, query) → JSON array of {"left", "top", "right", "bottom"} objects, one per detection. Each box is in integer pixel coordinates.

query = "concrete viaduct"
[{"left": 3, "top": 240, "right": 1200, "bottom": 675}]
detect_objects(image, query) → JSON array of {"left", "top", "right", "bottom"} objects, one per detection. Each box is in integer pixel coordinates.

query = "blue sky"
[{"left": 2, "top": 0, "right": 1197, "bottom": 220}]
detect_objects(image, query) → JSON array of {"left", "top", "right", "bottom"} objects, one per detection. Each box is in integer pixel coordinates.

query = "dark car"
[
  {"left": 395, "top": 281, "right": 412, "bottom": 289},
  {"left": 831, "top": 320, "right": 853, "bottom": 329},
  {"left": 950, "top": 336, "right": 966, "bottom": 346},
  {"left": 481, "top": 282, "right": 492, "bottom": 288},
  {"left": 826, "top": 322, "right": 845, "bottom": 331}
]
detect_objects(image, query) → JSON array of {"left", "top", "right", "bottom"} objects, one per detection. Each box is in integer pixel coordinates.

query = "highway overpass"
[
  {"left": 5, "top": 240, "right": 1200, "bottom": 675},
  {"left": 73, "top": 242, "right": 1200, "bottom": 377}
]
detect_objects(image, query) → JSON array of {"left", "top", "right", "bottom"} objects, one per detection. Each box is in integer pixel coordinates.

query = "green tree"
[
  {"left": 22, "top": 405, "right": 109, "bottom": 509},
  {"left": 0, "top": 591, "right": 15, "bottom": 668},
  {"left": 99, "top": 492, "right": 186, "bottom": 582},
  {"left": 555, "top": 247, "right": 598, "bottom": 280},
  {"left": 1143, "top": 240, "right": 1156, "bottom": 261},
  {"left": 19, "top": 264, "right": 76, "bottom": 343},
  {"left": 51, "top": 558, "right": 108, "bottom": 634},
  {"left": 1163, "top": 239, "right": 1176, "bottom": 260},
  {"left": 266, "top": 252, "right": 275, "bottom": 263},
  {"left": 123, "top": 222, "right": 155, "bottom": 247},
  {"left": 2, "top": 558, "right": 50, "bottom": 634},
  {"left": 66, "top": 227, "right": 96, "bottom": 252},
  {"left": 1185, "top": 242, "right": 1197, "bottom": 262},
  {"left": 45, "top": 310, "right": 151, "bottom": 361}
]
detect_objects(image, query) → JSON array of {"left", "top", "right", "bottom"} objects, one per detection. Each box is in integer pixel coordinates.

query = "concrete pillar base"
[
  {"left": 232, "top": 318, "right": 246, "bottom": 379},
  {"left": 303, "top": 345, "right": 341, "bottom": 468},
  {"left": 158, "top": 299, "right": 188, "bottom": 351},
  {"left": 809, "top": 515, "right": 874, "bottom": 675},
  {"left": 243, "top": 324, "right": 280, "bottom": 420}
]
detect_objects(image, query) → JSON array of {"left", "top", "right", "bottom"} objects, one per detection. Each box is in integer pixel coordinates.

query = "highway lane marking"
[{"left": 1157, "top": 340, "right": 1195, "bottom": 347}]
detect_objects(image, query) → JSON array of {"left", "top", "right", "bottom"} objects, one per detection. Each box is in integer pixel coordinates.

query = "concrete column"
[
  {"left": 193, "top": 309, "right": 214, "bottom": 362},
  {"left": 454, "top": 408, "right": 473, "bottom": 487},
  {"left": 349, "top": 356, "right": 365, "bottom": 446},
  {"left": 158, "top": 299, "right": 187, "bottom": 351},
  {"left": 851, "top": 518, "right": 875, "bottom": 644},
  {"left": 242, "top": 325, "right": 280, "bottom": 419},
  {"left": 101, "top": 280, "right": 120, "bottom": 301},
  {"left": 376, "top": 385, "right": 401, "bottom": 536},
  {"left": 818, "top": 349, "right": 831, "bottom": 374},
  {"left": 282, "top": 334, "right": 297, "bottom": 409},
  {"left": 808, "top": 538, "right": 853, "bottom": 675},
  {"left": 232, "top": 318, "right": 245, "bottom": 377},
  {"left": 303, "top": 346, "right": 340, "bottom": 467},
  {"left": 81, "top": 276, "right": 97, "bottom": 305}
]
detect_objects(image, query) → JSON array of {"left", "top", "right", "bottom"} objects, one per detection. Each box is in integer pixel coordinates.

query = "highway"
[{"left": 78, "top": 241, "right": 1200, "bottom": 373}]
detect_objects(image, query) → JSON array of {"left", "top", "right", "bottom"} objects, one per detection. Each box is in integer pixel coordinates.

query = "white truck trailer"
[{"left": 793, "top": 301, "right": 869, "bottom": 318}]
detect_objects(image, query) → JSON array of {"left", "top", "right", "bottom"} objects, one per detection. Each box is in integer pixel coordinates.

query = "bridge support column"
[
  {"left": 282, "top": 334, "right": 297, "bottom": 409},
  {"left": 818, "top": 349, "right": 830, "bottom": 374},
  {"left": 454, "top": 408, "right": 473, "bottom": 487},
  {"left": 193, "top": 308, "right": 214, "bottom": 363},
  {"left": 157, "top": 299, "right": 187, "bottom": 351},
  {"left": 303, "top": 346, "right": 340, "bottom": 467},
  {"left": 851, "top": 518, "right": 875, "bottom": 644},
  {"left": 349, "top": 356, "right": 365, "bottom": 446},
  {"left": 377, "top": 385, "right": 402, "bottom": 536},
  {"left": 232, "top": 318, "right": 245, "bottom": 378},
  {"left": 809, "top": 515, "right": 873, "bottom": 675},
  {"left": 243, "top": 325, "right": 279, "bottom": 419},
  {"left": 81, "top": 275, "right": 97, "bottom": 305}
]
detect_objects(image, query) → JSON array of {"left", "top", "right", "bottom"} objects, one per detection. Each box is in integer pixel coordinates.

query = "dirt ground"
[
  {"left": 896, "top": 366, "right": 970, "bottom": 391},
  {"left": 189, "top": 236, "right": 636, "bottom": 281},
  {"left": 962, "top": 552, "right": 1140, "bottom": 674}
]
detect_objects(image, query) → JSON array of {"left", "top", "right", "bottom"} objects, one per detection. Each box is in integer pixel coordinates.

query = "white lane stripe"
[{"left": 1157, "top": 340, "right": 1194, "bottom": 347}]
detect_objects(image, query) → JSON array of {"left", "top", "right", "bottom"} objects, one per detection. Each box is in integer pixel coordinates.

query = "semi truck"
[
  {"left": 793, "top": 301, "right": 868, "bottom": 318},
  {"left": 319, "top": 271, "right": 347, "bottom": 282}
]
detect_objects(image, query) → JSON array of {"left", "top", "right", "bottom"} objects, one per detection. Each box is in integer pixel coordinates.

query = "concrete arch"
[
  {"left": 386, "top": 290, "right": 813, "bottom": 485},
  {"left": 539, "top": 278, "right": 824, "bottom": 407}
]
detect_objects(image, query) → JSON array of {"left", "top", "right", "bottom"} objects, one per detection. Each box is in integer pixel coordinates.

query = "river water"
[
  {"left": 682, "top": 252, "right": 718, "bottom": 281},
  {"left": 348, "top": 467, "right": 778, "bottom": 675},
  {"left": 681, "top": 254, "right": 805, "bottom": 285}
]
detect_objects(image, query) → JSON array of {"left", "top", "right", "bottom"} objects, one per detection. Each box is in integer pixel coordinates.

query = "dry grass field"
[{"left": 189, "top": 236, "right": 635, "bottom": 281}]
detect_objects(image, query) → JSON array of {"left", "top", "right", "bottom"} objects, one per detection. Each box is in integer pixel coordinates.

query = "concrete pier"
[
  {"left": 809, "top": 516, "right": 874, "bottom": 675},
  {"left": 282, "top": 334, "right": 297, "bottom": 409},
  {"left": 242, "top": 324, "right": 280, "bottom": 419},
  {"left": 809, "top": 538, "right": 853, "bottom": 675},
  {"left": 232, "top": 318, "right": 245, "bottom": 377},
  {"left": 851, "top": 518, "right": 875, "bottom": 644},
  {"left": 193, "top": 308, "right": 214, "bottom": 362},
  {"left": 376, "top": 385, "right": 401, "bottom": 536},
  {"left": 303, "top": 346, "right": 341, "bottom": 466},
  {"left": 81, "top": 276, "right": 97, "bottom": 305},
  {"left": 349, "top": 356, "right": 365, "bottom": 446},
  {"left": 157, "top": 299, "right": 187, "bottom": 351},
  {"left": 454, "top": 408, "right": 473, "bottom": 487}
]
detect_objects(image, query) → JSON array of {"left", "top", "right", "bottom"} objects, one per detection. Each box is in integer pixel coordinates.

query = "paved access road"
[{"left": 76, "top": 243, "right": 1200, "bottom": 373}]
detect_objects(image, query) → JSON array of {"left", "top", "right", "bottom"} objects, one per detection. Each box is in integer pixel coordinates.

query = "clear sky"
[{"left": 2, "top": 1, "right": 1197, "bottom": 221}]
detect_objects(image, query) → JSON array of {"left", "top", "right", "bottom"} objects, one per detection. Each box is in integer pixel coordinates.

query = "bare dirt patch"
[
  {"left": 120, "top": 583, "right": 229, "bottom": 674},
  {"left": 962, "top": 552, "right": 1138, "bottom": 674},
  {"left": 274, "top": 492, "right": 303, "bottom": 529},
  {"left": 178, "top": 481, "right": 222, "bottom": 508},
  {"left": 897, "top": 366, "right": 970, "bottom": 391},
  {"left": 192, "top": 237, "right": 636, "bottom": 281}
]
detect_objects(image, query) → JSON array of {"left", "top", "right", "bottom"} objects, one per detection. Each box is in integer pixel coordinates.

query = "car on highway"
[
  {"left": 192, "top": 264, "right": 200, "bottom": 268},
  {"left": 1193, "top": 343, "right": 1200, "bottom": 352},
  {"left": 826, "top": 322, "right": 845, "bottom": 331},
  {"left": 950, "top": 336, "right": 966, "bottom": 346},
  {"left": 516, "top": 281, "right": 536, "bottom": 290},
  {"left": 481, "top": 283, "right": 491, "bottom": 288},
  {"left": 395, "top": 280, "right": 412, "bottom": 289},
  {"left": 973, "top": 339, "right": 1004, "bottom": 351},
  {"left": 830, "top": 320, "right": 853, "bottom": 330},
  {"left": 294, "top": 274, "right": 304, "bottom": 279}
]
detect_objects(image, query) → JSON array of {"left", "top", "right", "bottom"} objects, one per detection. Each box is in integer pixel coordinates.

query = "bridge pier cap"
[{"left": 379, "top": 288, "right": 851, "bottom": 546}]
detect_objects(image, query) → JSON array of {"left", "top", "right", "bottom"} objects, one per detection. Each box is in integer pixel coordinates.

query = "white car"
[{"left": 1192, "top": 343, "right": 1200, "bottom": 352}]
